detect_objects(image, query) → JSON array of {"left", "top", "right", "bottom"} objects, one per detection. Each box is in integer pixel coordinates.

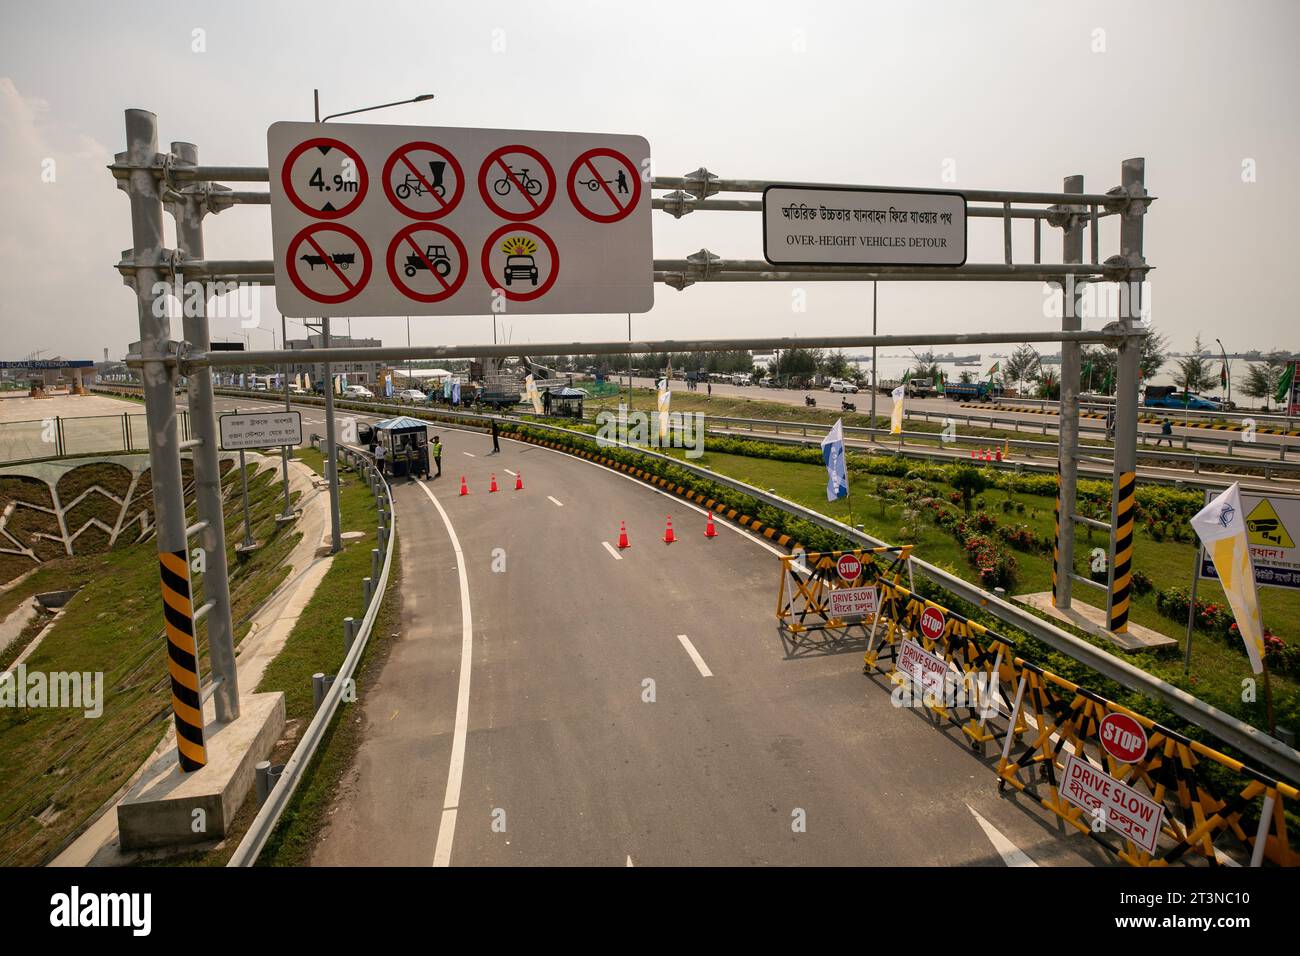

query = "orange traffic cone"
[
  {"left": 514, "top": 471, "right": 523, "bottom": 491},
  {"left": 489, "top": 474, "right": 499, "bottom": 492},
  {"left": 459, "top": 476, "right": 469, "bottom": 496},
  {"left": 663, "top": 516, "right": 677, "bottom": 544},
  {"left": 617, "top": 521, "right": 630, "bottom": 549},
  {"left": 969, "top": 449, "right": 977, "bottom": 459},
  {"left": 704, "top": 512, "right": 718, "bottom": 538}
]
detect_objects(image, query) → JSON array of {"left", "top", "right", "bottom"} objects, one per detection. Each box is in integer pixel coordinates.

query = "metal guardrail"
[
  {"left": 115, "top": 384, "right": 1300, "bottom": 781},
  {"left": 683, "top": 413, "right": 1300, "bottom": 485},
  {"left": 227, "top": 445, "right": 395, "bottom": 867},
  {"left": 997, "top": 394, "right": 1297, "bottom": 430}
]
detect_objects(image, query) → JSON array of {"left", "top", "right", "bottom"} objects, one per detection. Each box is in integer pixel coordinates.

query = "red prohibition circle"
[
  {"left": 567, "top": 147, "right": 642, "bottom": 223},
  {"left": 386, "top": 223, "right": 469, "bottom": 303},
  {"left": 281, "top": 138, "right": 368, "bottom": 219},
  {"left": 286, "top": 222, "right": 372, "bottom": 304},
  {"left": 382, "top": 142, "right": 465, "bottom": 220},
  {"left": 481, "top": 223, "right": 559, "bottom": 302},
  {"left": 477, "top": 145, "right": 556, "bottom": 221},
  {"left": 919, "top": 606, "right": 946, "bottom": 640}
]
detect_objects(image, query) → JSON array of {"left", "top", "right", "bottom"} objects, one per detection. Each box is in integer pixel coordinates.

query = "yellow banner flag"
[
  {"left": 890, "top": 383, "right": 905, "bottom": 435},
  {"left": 1191, "top": 483, "right": 1265, "bottom": 674}
]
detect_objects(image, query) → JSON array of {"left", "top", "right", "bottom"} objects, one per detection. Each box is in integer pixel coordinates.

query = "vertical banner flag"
[
  {"left": 890, "top": 382, "right": 906, "bottom": 435},
  {"left": 1191, "top": 483, "right": 1265, "bottom": 673},
  {"left": 443, "top": 376, "right": 453, "bottom": 401},
  {"left": 385, "top": 375, "right": 393, "bottom": 398},
  {"left": 451, "top": 380, "right": 461, "bottom": 406},
  {"left": 987, "top": 360, "right": 1000, "bottom": 380},
  {"left": 821, "top": 418, "right": 849, "bottom": 502},
  {"left": 1276, "top": 361, "right": 1296, "bottom": 411},
  {"left": 657, "top": 374, "right": 672, "bottom": 439},
  {"left": 525, "top": 374, "right": 543, "bottom": 414}
]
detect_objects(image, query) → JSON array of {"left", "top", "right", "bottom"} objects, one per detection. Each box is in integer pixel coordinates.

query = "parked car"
[
  {"left": 828, "top": 379, "right": 859, "bottom": 394},
  {"left": 289, "top": 384, "right": 308, "bottom": 396},
  {"left": 397, "top": 388, "right": 427, "bottom": 402},
  {"left": 1143, "top": 386, "right": 1222, "bottom": 411},
  {"left": 344, "top": 385, "right": 374, "bottom": 400}
]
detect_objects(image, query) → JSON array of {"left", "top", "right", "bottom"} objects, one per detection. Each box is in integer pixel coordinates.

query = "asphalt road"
[{"left": 293, "top": 418, "right": 1099, "bottom": 867}]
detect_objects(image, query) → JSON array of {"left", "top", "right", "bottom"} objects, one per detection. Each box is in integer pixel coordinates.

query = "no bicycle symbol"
[
  {"left": 386, "top": 223, "right": 468, "bottom": 303},
  {"left": 382, "top": 141, "right": 465, "bottom": 220},
  {"left": 477, "top": 144, "right": 556, "bottom": 221},
  {"left": 567, "top": 147, "right": 641, "bottom": 223},
  {"left": 286, "top": 223, "right": 372, "bottom": 304}
]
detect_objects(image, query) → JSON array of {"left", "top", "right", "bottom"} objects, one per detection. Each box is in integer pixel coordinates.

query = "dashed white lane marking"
[
  {"left": 676, "top": 634, "right": 713, "bottom": 678},
  {"left": 601, "top": 541, "right": 624, "bottom": 561},
  {"left": 415, "top": 480, "right": 474, "bottom": 868},
  {"left": 547, "top": 496, "right": 564, "bottom": 507},
  {"left": 967, "top": 805, "right": 1037, "bottom": 867},
  {"left": 504, "top": 468, "right": 518, "bottom": 476},
  {"left": 463, "top": 451, "right": 476, "bottom": 458}
]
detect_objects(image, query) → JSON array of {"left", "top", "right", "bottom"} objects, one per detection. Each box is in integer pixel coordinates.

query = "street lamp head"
[{"left": 414, "top": 94, "right": 435, "bottom": 102}]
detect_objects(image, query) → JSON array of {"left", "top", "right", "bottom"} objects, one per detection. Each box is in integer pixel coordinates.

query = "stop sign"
[
  {"left": 836, "top": 553, "right": 862, "bottom": 583},
  {"left": 1099, "top": 712, "right": 1148, "bottom": 763},
  {"left": 919, "top": 606, "right": 946, "bottom": 640}
]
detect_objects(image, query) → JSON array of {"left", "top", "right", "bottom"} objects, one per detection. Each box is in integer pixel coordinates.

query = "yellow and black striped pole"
[
  {"left": 1108, "top": 471, "right": 1136, "bottom": 633},
  {"left": 1051, "top": 475, "right": 1062, "bottom": 606},
  {"left": 160, "top": 548, "right": 207, "bottom": 771}
]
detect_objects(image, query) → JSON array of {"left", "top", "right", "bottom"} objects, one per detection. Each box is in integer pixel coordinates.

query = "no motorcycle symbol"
[{"left": 567, "top": 147, "right": 641, "bottom": 223}]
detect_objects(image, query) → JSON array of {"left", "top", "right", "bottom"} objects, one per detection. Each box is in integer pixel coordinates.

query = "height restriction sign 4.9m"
[{"left": 269, "top": 122, "right": 653, "bottom": 318}]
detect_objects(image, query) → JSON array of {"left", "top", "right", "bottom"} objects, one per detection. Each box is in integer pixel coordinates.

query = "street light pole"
[{"left": 1216, "top": 337, "right": 1232, "bottom": 406}]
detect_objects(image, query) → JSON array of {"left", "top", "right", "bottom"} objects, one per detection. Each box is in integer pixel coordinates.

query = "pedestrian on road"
[
  {"left": 707, "top": 381, "right": 712, "bottom": 397},
  {"left": 374, "top": 440, "right": 387, "bottom": 475},
  {"left": 431, "top": 435, "right": 442, "bottom": 478},
  {"left": 490, "top": 418, "right": 501, "bottom": 455},
  {"left": 1160, "top": 418, "right": 1173, "bottom": 447}
]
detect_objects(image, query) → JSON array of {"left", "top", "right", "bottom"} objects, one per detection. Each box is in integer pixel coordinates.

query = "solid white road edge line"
[
  {"left": 966, "top": 805, "right": 1037, "bottom": 867},
  {"left": 602, "top": 541, "right": 624, "bottom": 560},
  {"left": 676, "top": 634, "right": 714, "bottom": 678},
  {"left": 416, "top": 480, "right": 474, "bottom": 868}
]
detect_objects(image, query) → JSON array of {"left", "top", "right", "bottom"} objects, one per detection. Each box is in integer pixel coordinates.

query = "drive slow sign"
[{"left": 268, "top": 122, "right": 653, "bottom": 318}]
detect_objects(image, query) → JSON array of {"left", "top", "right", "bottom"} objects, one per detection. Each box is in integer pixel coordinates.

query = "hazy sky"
[{"left": 2, "top": 0, "right": 1296, "bottom": 361}]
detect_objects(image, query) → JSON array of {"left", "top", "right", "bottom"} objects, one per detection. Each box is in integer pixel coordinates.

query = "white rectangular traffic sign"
[
  {"left": 1198, "top": 490, "right": 1300, "bottom": 590},
  {"left": 763, "top": 186, "right": 966, "bottom": 267},
  {"left": 267, "top": 122, "right": 653, "bottom": 318},
  {"left": 1059, "top": 753, "right": 1164, "bottom": 855},
  {"left": 827, "top": 585, "right": 879, "bottom": 620},
  {"left": 219, "top": 411, "right": 303, "bottom": 450},
  {"left": 895, "top": 638, "right": 950, "bottom": 694}
]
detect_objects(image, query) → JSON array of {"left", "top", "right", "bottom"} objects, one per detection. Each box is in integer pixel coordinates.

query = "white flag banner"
[
  {"left": 657, "top": 377, "right": 671, "bottom": 439},
  {"left": 890, "top": 383, "right": 906, "bottom": 435},
  {"left": 525, "top": 374, "right": 543, "bottom": 414},
  {"left": 1190, "top": 483, "right": 1266, "bottom": 674}
]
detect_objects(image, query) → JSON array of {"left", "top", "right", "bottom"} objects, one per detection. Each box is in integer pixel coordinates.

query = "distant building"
[{"left": 284, "top": 334, "right": 383, "bottom": 386}]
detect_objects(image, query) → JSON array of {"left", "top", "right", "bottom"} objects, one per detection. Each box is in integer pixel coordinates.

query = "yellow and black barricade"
[
  {"left": 996, "top": 659, "right": 1298, "bottom": 867},
  {"left": 776, "top": 545, "right": 913, "bottom": 644},
  {"left": 160, "top": 548, "right": 207, "bottom": 771},
  {"left": 863, "top": 580, "right": 1018, "bottom": 753}
]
